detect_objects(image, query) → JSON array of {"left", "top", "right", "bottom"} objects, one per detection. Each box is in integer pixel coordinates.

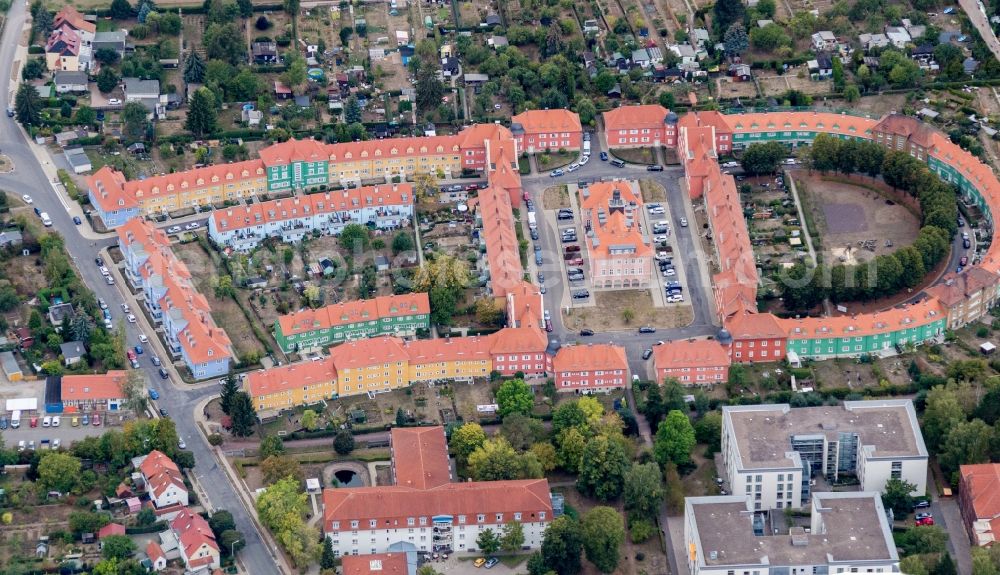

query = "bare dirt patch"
[
  {"left": 716, "top": 77, "right": 758, "bottom": 101},
  {"left": 542, "top": 185, "right": 570, "bottom": 210},
  {"left": 795, "top": 174, "right": 920, "bottom": 264},
  {"left": 639, "top": 179, "right": 666, "bottom": 203},
  {"left": 562, "top": 290, "right": 694, "bottom": 331}
]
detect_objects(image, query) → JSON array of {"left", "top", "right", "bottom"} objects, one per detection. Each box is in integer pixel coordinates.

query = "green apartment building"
[
  {"left": 260, "top": 139, "right": 332, "bottom": 193},
  {"left": 784, "top": 307, "right": 945, "bottom": 360},
  {"left": 274, "top": 293, "right": 431, "bottom": 353}
]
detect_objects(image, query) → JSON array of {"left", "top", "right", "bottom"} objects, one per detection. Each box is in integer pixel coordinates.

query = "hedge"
[{"left": 126, "top": 520, "right": 168, "bottom": 535}]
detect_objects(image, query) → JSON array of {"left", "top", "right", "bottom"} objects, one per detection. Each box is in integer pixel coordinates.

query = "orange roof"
[
  {"left": 587, "top": 210, "right": 651, "bottom": 259},
  {"left": 98, "top": 523, "right": 125, "bottom": 539},
  {"left": 390, "top": 427, "right": 451, "bottom": 489},
  {"left": 579, "top": 180, "right": 643, "bottom": 211},
  {"left": 61, "top": 371, "right": 127, "bottom": 401},
  {"left": 323, "top": 479, "right": 552, "bottom": 531},
  {"left": 962, "top": 464, "right": 1000, "bottom": 520},
  {"left": 603, "top": 104, "right": 669, "bottom": 132},
  {"left": 117, "top": 216, "right": 171, "bottom": 251},
  {"left": 405, "top": 335, "right": 494, "bottom": 365},
  {"left": 211, "top": 184, "right": 414, "bottom": 234},
  {"left": 54, "top": 6, "right": 95, "bottom": 34},
  {"left": 553, "top": 344, "right": 628, "bottom": 374},
  {"left": 124, "top": 159, "right": 265, "bottom": 200},
  {"left": 725, "top": 312, "right": 785, "bottom": 340},
  {"left": 139, "top": 450, "right": 186, "bottom": 503},
  {"left": 653, "top": 339, "right": 731, "bottom": 370},
  {"left": 245, "top": 359, "right": 337, "bottom": 398},
  {"left": 512, "top": 109, "right": 583, "bottom": 134},
  {"left": 780, "top": 298, "right": 946, "bottom": 339},
  {"left": 926, "top": 268, "right": 1000, "bottom": 307},
  {"left": 258, "top": 138, "right": 329, "bottom": 166},
  {"left": 277, "top": 293, "right": 430, "bottom": 336},
  {"left": 87, "top": 166, "right": 136, "bottom": 212},
  {"left": 342, "top": 553, "right": 410, "bottom": 575},
  {"left": 171, "top": 508, "right": 219, "bottom": 558},
  {"left": 489, "top": 325, "right": 547, "bottom": 355},
  {"left": 329, "top": 336, "right": 409, "bottom": 370},
  {"left": 477, "top": 182, "right": 524, "bottom": 298},
  {"left": 146, "top": 541, "right": 166, "bottom": 563}
]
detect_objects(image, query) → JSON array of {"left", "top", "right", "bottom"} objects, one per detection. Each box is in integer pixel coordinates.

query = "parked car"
[
  {"left": 610, "top": 159, "right": 625, "bottom": 168},
  {"left": 579, "top": 329, "right": 594, "bottom": 336},
  {"left": 93, "top": 414, "right": 101, "bottom": 426},
  {"left": 914, "top": 500, "right": 931, "bottom": 509},
  {"left": 149, "top": 388, "right": 160, "bottom": 400},
  {"left": 642, "top": 348, "right": 653, "bottom": 360},
  {"left": 159, "top": 408, "right": 169, "bottom": 417},
  {"left": 52, "top": 416, "right": 60, "bottom": 427},
  {"left": 474, "top": 558, "right": 487, "bottom": 568},
  {"left": 121, "top": 303, "right": 130, "bottom": 313},
  {"left": 961, "top": 256, "right": 969, "bottom": 266},
  {"left": 572, "top": 290, "right": 590, "bottom": 299},
  {"left": 916, "top": 517, "right": 934, "bottom": 526},
  {"left": 159, "top": 367, "right": 169, "bottom": 379},
  {"left": 646, "top": 164, "right": 664, "bottom": 171},
  {"left": 638, "top": 326, "right": 656, "bottom": 333},
  {"left": 184, "top": 222, "right": 200, "bottom": 230},
  {"left": 549, "top": 169, "right": 564, "bottom": 177},
  {"left": 95, "top": 256, "right": 104, "bottom": 267},
  {"left": 599, "top": 152, "right": 608, "bottom": 161},
  {"left": 127, "top": 314, "right": 137, "bottom": 323},
  {"left": 679, "top": 217, "right": 688, "bottom": 227},
  {"left": 98, "top": 298, "right": 108, "bottom": 310},
  {"left": 73, "top": 216, "right": 82, "bottom": 225},
  {"left": 152, "top": 356, "right": 161, "bottom": 366},
  {"left": 134, "top": 345, "right": 144, "bottom": 355},
  {"left": 485, "top": 558, "right": 499, "bottom": 569},
  {"left": 21, "top": 194, "right": 32, "bottom": 204},
  {"left": 667, "top": 294, "right": 684, "bottom": 303},
  {"left": 167, "top": 226, "right": 182, "bottom": 234}
]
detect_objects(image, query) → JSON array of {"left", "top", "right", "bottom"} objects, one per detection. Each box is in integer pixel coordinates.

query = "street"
[{"left": 0, "top": 3, "right": 281, "bottom": 573}]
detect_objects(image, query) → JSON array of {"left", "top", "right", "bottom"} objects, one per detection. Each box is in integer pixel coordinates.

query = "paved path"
[{"left": 959, "top": 0, "right": 1000, "bottom": 63}]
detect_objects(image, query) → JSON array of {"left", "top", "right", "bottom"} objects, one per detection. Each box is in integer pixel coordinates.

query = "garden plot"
[
  {"left": 716, "top": 77, "right": 758, "bottom": 101},
  {"left": 757, "top": 71, "right": 832, "bottom": 98},
  {"left": 182, "top": 14, "right": 206, "bottom": 56}
]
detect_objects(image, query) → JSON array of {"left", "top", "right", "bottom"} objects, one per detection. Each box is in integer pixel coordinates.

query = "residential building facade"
[
  {"left": 510, "top": 109, "right": 584, "bottom": 153},
  {"left": 138, "top": 450, "right": 189, "bottom": 510},
  {"left": 578, "top": 181, "right": 651, "bottom": 288},
  {"left": 959, "top": 463, "right": 1000, "bottom": 546},
  {"left": 273, "top": 294, "right": 430, "bottom": 353},
  {"left": 171, "top": 509, "right": 221, "bottom": 571},
  {"left": 58, "top": 371, "right": 127, "bottom": 412},
  {"left": 653, "top": 339, "right": 730, "bottom": 384},
  {"left": 552, "top": 344, "right": 629, "bottom": 392},
  {"left": 602, "top": 105, "right": 677, "bottom": 148}
]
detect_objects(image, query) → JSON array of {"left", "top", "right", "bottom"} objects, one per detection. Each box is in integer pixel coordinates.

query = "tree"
[
  {"left": 750, "top": 23, "right": 789, "bottom": 51},
  {"left": 937, "top": 553, "right": 957, "bottom": 575},
  {"left": 339, "top": 223, "right": 370, "bottom": 251},
  {"left": 899, "top": 556, "right": 929, "bottom": 575},
  {"left": 556, "top": 427, "right": 587, "bottom": 472},
  {"left": 940, "top": 418, "right": 993, "bottom": 473},
  {"left": 38, "top": 452, "right": 81, "bottom": 493},
  {"left": 844, "top": 84, "right": 860, "bottom": 103},
  {"left": 475, "top": 297, "right": 504, "bottom": 327},
  {"left": 654, "top": 410, "right": 696, "bottom": 468},
  {"left": 501, "top": 520, "right": 525, "bottom": 552},
  {"left": 101, "top": 534, "right": 136, "bottom": 561},
  {"left": 320, "top": 536, "right": 336, "bottom": 569},
  {"left": 477, "top": 528, "right": 501, "bottom": 554},
  {"left": 209, "top": 510, "right": 236, "bottom": 538},
  {"left": 724, "top": 24, "right": 749, "bottom": 55},
  {"left": 344, "top": 95, "right": 362, "bottom": 124},
  {"left": 333, "top": 429, "right": 355, "bottom": 455},
  {"left": 259, "top": 436, "right": 285, "bottom": 461},
  {"left": 581, "top": 507, "right": 624, "bottom": 574},
  {"left": 261, "top": 455, "right": 304, "bottom": 485},
  {"left": 881, "top": 478, "right": 917, "bottom": 515},
  {"left": 624, "top": 462, "right": 665, "bottom": 519},
  {"left": 220, "top": 529, "right": 245, "bottom": 557},
  {"left": 14, "top": 83, "right": 41, "bottom": 127},
  {"left": 121, "top": 102, "right": 150, "bottom": 142},
  {"left": 32, "top": 7, "right": 53, "bottom": 40},
  {"left": 183, "top": 52, "right": 206, "bottom": 84},
  {"left": 713, "top": 0, "right": 746, "bottom": 32},
  {"left": 301, "top": 409, "right": 318, "bottom": 431},
  {"left": 500, "top": 413, "right": 545, "bottom": 451},
  {"left": 228, "top": 392, "right": 257, "bottom": 437},
  {"left": 468, "top": 438, "right": 522, "bottom": 481},
  {"left": 413, "top": 254, "right": 470, "bottom": 292},
  {"left": 540, "top": 516, "right": 583, "bottom": 575},
  {"left": 220, "top": 372, "right": 239, "bottom": 415},
  {"left": 574, "top": 97, "right": 597, "bottom": 125},
  {"left": 110, "top": 0, "right": 133, "bottom": 19},
  {"left": 497, "top": 379, "right": 534, "bottom": 418},
  {"left": 577, "top": 435, "right": 630, "bottom": 501},
  {"left": 186, "top": 88, "right": 218, "bottom": 137},
  {"left": 741, "top": 141, "right": 786, "bottom": 175},
  {"left": 694, "top": 412, "right": 723, "bottom": 455},
  {"left": 119, "top": 369, "right": 148, "bottom": 415},
  {"left": 282, "top": 53, "right": 308, "bottom": 93},
  {"left": 70, "top": 511, "right": 110, "bottom": 535},
  {"left": 530, "top": 442, "right": 558, "bottom": 472},
  {"left": 415, "top": 64, "right": 445, "bottom": 115},
  {"left": 449, "top": 422, "right": 487, "bottom": 465},
  {"left": 895, "top": 526, "right": 948, "bottom": 556},
  {"left": 204, "top": 22, "right": 245, "bottom": 65},
  {"left": 922, "top": 386, "right": 965, "bottom": 451},
  {"left": 136, "top": 508, "right": 157, "bottom": 527}
]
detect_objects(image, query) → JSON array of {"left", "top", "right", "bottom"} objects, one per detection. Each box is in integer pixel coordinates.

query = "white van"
[{"left": 10, "top": 410, "right": 20, "bottom": 428}]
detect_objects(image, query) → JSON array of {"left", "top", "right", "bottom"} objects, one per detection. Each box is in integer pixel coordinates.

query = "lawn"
[
  {"left": 542, "top": 184, "right": 570, "bottom": 210},
  {"left": 639, "top": 179, "right": 666, "bottom": 203},
  {"left": 610, "top": 147, "right": 657, "bottom": 165},
  {"left": 562, "top": 290, "right": 694, "bottom": 332},
  {"left": 537, "top": 151, "right": 576, "bottom": 171}
]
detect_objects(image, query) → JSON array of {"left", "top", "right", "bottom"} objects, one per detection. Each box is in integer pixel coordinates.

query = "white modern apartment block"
[
  {"left": 721, "top": 400, "right": 927, "bottom": 510},
  {"left": 323, "top": 427, "right": 553, "bottom": 557},
  {"left": 684, "top": 492, "right": 899, "bottom": 575},
  {"left": 208, "top": 185, "right": 414, "bottom": 252}
]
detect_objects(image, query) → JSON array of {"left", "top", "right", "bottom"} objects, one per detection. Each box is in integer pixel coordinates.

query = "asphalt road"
[
  {"left": 959, "top": 0, "right": 1000, "bottom": 63},
  {"left": 0, "top": 3, "right": 280, "bottom": 573}
]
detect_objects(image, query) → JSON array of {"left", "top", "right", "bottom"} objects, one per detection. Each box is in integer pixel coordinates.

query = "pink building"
[
  {"left": 553, "top": 344, "right": 630, "bottom": 392},
  {"left": 579, "top": 181, "right": 652, "bottom": 289},
  {"left": 602, "top": 105, "right": 677, "bottom": 149},
  {"left": 511, "top": 110, "right": 584, "bottom": 153}
]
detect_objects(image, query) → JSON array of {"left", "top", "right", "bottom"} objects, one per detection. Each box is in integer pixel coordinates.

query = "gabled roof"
[
  {"left": 45, "top": 27, "right": 81, "bottom": 57},
  {"left": 390, "top": 427, "right": 451, "bottom": 489},
  {"left": 511, "top": 109, "right": 583, "bottom": 135},
  {"left": 725, "top": 312, "right": 785, "bottom": 340},
  {"left": 171, "top": 508, "right": 219, "bottom": 559},
  {"left": 342, "top": 553, "right": 410, "bottom": 575},
  {"left": 553, "top": 344, "right": 628, "bottom": 374},
  {"left": 98, "top": 523, "right": 126, "bottom": 539},
  {"left": 961, "top": 464, "right": 1000, "bottom": 520},
  {"left": 139, "top": 450, "right": 187, "bottom": 503},
  {"left": 603, "top": 104, "right": 670, "bottom": 132},
  {"left": 87, "top": 166, "right": 137, "bottom": 212},
  {"left": 277, "top": 293, "right": 429, "bottom": 336},
  {"left": 654, "top": 339, "right": 731, "bottom": 370},
  {"left": 329, "top": 336, "right": 409, "bottom": 370},
  {"left": 60, "top": 371, "right": 127, "bottom": 401},
  {"left": 245, "top": 359, "right": 337, "bottom": 398},
  {"left": 872, "top": 114, "right": 936, "bottom": 148},
  {"left": 146, "top": 541, "right": 166, "bottom": 563},
  {"left": 54, "top": 6, "right": 95, "bottom": 34}
]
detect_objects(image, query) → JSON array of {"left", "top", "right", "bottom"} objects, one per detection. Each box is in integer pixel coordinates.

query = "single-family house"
[
  {"left": 463, "top": 73, "right": 489, "bottom": 92},
  {"left": 692, "top": 28, "right": 710, "bottom": 48},
  {"left": 97, "top": 523, "right": 126, "bottom": 542},
  {"left": 243, "top": 108, "right": 263, "bottom": 126},
  {"left": 487, "top": 35, "right": 508, "bottom": 49},
  {"left": 808, "top": 54, "right": 834, "bottom": 79},
  {"left": 885, "top": 26, "right": 912, "bottom": 48},
  {"left": 483, "top": 14, "right": 501, "bottom": 27},
  {"left": 632, "top": 48, "right": 652, "bottom": 68},
  {"left": 859, "top": 33, "right": 890, "bottom": 51},
  {"left": 138, "top": 450, "right": 190, "bottom": 510},
  {"left": 171, "top": 509, "right": 220, "bottom": 571},
  {"left": 92, "top": 30, "right": 127, "bottom": 54},
  {"left": 48, "top": 303, "right": 75, "bottom": 330},
  {"left": 441, "top": 56, "right": 460, "bottom": 77},
  {"left": 123, "top": 77, "right": 162, "bottom": 119},
  {"left": 811, "top": 31, "right": 838, "bottom": 51},
  {"left": 252, "top": 40, "right": 278, "bottom": 64},
  {"left": 146, "top": 541, "right": 167, "bottom": 571},
  {"left": 45, "top": 28, "right": 82, "bottom": 71},
  {"left": 60, "top": 341, "right": 85, "bottom": 366},
  {"left": 53, "top": 70, "right": 89, "bottom": 93},
  {"left": 669, "top": 43, "right": 697, "bottom": 64}
]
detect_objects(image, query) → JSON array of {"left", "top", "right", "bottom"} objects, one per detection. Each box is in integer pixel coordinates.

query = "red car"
[
  {"left": 916, "top": 517, "right": 934, "bottom": 526},
  {"left": 92, "top": 413, "right": 101, "bottom": 426},
  {"left": 126, "top": 349, "right": 137, "bottom": 362},
  {"left": 960, "top": 256, "right": 969, "bottom": 266},
  {"left": 545, "top": 319, "right": 553, "bottom": 332}
]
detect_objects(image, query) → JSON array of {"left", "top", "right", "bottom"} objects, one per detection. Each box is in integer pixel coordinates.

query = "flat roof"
[
  {"left": 688, "top": 492, "right": 897, "bottom": 568},
  {"left": 723, "top": 400, "right": 926, "bottom": 470}
]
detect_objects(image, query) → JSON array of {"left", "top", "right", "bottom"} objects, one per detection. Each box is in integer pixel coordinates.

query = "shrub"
[
  {"left": 208, "top": 434, "right": 224, "bottom": 446},
  {"left": 977, "top": 326, "right": 989, "bottom": 338},
  {"left": 629, "top": 518, "right": 655, "bottom": 543}
]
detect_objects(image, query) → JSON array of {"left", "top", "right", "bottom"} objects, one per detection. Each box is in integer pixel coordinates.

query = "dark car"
[
  {"left": 95, "top": 256, "right": 104, "bottom": 267},
  {"left": 599, "top": 152, "right": 608, "bottom": 161},
  {"left": 579, "top": 328, "right": 594, "bottom": 336},
  {"left": 646, "top": 164, "right": 664, "bottom": 171},
  {"left": 73, "top": 216, "right": 82, "bottom": 225},
  {"left": 642, "top": 348, "right": 653, "bottom": 360},
  {"left": 159, "top": 367, "right": 169, "bottom": 379},
  {"left": 545, "top": 319, "right": 553, "bottom": 332},
  {"left": 638, "top": 326, "right": 656, "bottom": 334},
  {"left": 33, "top": 207, "right": 41, "bottom": 216},
  {"left": 148, "top": 388, "right": 160, "bottom": 400},
  {"left": 964, "top": 239, "right": 971, "bottom": 249},
  {"left": 530, "top": 229, "right": 539, "bottom": 240},
  {"left": 610, "top": 159, "right": 626, "bottom": 168},
  {"left": 159, "top": 408, "right": 168, "bottom": 417},
  {"left": 960, "top": 256, "right": 969, "bottom": 266},
  {"left": 572, "top": 290, "right": 590, "bottom": 299}
]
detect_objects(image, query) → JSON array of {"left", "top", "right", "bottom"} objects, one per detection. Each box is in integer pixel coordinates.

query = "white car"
[
  {"left": 679, "top": 217, "right": 688, "bottom": 227},
  {"left": 178, "top": 438, "right": 186, "bottom": 449},
  {"left": 567, "top": 163, "right": 580, "bottom": 172},
  {"left": 544, "top": 310, "right": 551, "bottom": 321},
  {"left": 653, "top": 235, "right": 668, "bottom": 243},
  {"left": 121, "top": 303, "right": 130, "bottom": 313},
  {"left": 783, "top": 158, "right": 797, "bottom": 165},
  {"left": 663, "top": 268, "right": 676, "bottom": 277},
  {"left": 649, "top": 208, "right": 665, "bottom": 215},
  {"left": 139, "top": 334, "right": 149, "bottom": 343},
  {"left": 109, "top": 98, "right": 122, "bottom": 105},
  {"left": 52, "top": 438, "right": 60, "bottom": 449},
  {"left": 100, "top": 266, "right": 110, "bottom": 276},
  {"left": 667, "top": 294, "right": 684, "bottom": 303},
  {"left": 21, "top": 194, "right": 32, "bottom": 204},
  {"left": 184, "top": 222, "right": 200, "bottom": 230},
  {"left": 167, "top": 226, "right": 182, "bottom": 234},
  {"left": 106, "top": 276, "right": 115, "bottom": 285},
  {"left": 98, "top": 298, "right": 108, "bottom": 310},
  {"left": 52, "top": 416, "right": 60, "bottom": 427},
  {"left": 127, "top": 313, "right": 136, "bottom": 323},
  {"left": 579, "top": 154, "right": 590, "bottom": 165},
  {"left": 655, "top": 251, "right": 670, "bottom": 261}
]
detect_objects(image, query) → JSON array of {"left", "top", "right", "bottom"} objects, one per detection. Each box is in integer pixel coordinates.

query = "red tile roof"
[
  {"left": 553, "top": 344, "right": 629, "bottom": 374},
  {"left": 60, "top": 371, "right": 127, "bottom": 402},
  {"left": 780, "top": 298, "right": 946, "bottom": 339},
  {"left": 146, "top": 541, "right": 166, "bottom": 563},
  {"left": 653, "top": 339, "right": 731, "bottom": 370},
  {"left": 88, "top": 166, "right": 136, "bottom": 212},
  {"left": 328, "top": 336, "right": 409, "bottom": 370},
  {"left": 603, "top": 104, "right": 670, "bottom": 132},
  {"left": 171, "top": 508, "right": 219, "bottom": 559},
  {"left": 139, "top": 450, "right": 187, "bottom": 503},
  {"left": 390, "top": 427, "right": 451, "bottom": 489},
  {"left": 725, "top": 312, "right": 785, "bottom": 340},
  {"left": 512, "top": 109, "right": 583, "bottom": 134},
  {"left": 54, "top": 6, "right": 95, "bottom": 34},
  {"left": 45, "top": 27, "right": 81, "bottom": 56},
  {"left": 98, "top": 523, "right": 125, "bottom": 539},
  {"left": 342, "top": 553, "right": 410, "bottom": 575},
  {"left": 245, "top": 359, "right": 337, "bottom": 398},
  {"left": 961, "top": 464, "right": 1000, "bottom": 520},
  {"left": 277, "top": 293, "right": 429, "bottom": 337}
]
